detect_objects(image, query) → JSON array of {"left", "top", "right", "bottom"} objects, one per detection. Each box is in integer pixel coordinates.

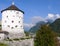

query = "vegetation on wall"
[
  {"left": 0, "top": 43, "right": 8, "bottom": 46},
  {"left": 24, "top": 31, "right": 29, "bottom": 36}
]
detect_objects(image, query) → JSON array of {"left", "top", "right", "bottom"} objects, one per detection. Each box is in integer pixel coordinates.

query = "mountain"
[
  {"left": 29, "top": 21, "right": 46, "bottom": 33},
  {"left": 29, "top": 18, "right": 60, "bottom": 34},
  {"left": 50, "top": 18, "right": 60, "bottom": 33},
  {"left": 29, "top": 19, "right": 55, "bottom": 33}
]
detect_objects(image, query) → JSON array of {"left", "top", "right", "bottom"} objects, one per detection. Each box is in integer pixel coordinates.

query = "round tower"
[{"left": 1, "top": 3, "right": 25, "bottom": 38}]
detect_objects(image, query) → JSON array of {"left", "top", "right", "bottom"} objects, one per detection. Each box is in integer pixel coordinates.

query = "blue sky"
[{"left": 0, "top": 0, "right": 60, "bottom": 30}]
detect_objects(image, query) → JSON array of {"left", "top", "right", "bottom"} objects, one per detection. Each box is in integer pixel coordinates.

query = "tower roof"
[{"left": 1, "top": 4, "right": 24, "bottom": 14}]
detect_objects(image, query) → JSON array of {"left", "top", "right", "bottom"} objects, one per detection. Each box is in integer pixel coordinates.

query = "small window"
[
  {"left": 21, "top": 26, "right": 23, "bottom": 28},
  {"left": 13, "top": 15, "right": 15, "bottom": 17},
  {"left": 0, "top": 37, "right": 1, "bottom": 38},
  {"left": 21, "top": 26, "right": 22, "bottom": 27},
  {"left": 16, "top": 12, "right": 19, "bottom": 14},
  {"left": 7, "top": 16, "right": 8, "bottom": 18},
  {"left": 11, "top": 27, "right": 14, "bottom": 29},
  {"left": 15, "top": 25, "right": 18, "bottom": 27},
  {"left": 12, "top": 20, "right": 14, "bottom": 23},
  {"left": 5, "top": 20, "right": 7, "bottom": 23},
  {"left": 8, "top": 25, "right": 10, "bottom": 27},
  {"left": 19, "top": 21, "right": 20, "bottom": 23}
]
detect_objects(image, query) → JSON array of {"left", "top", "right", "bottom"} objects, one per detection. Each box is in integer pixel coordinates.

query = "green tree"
[
  {"left": 24, "top": 31, "right": 29, "bottom": 36},
  {"left": 34, "top": 25, "right": 58, "bottom": 46}
]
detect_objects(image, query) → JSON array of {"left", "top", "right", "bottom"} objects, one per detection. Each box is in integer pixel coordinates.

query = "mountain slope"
[
  {"left": 50, "top": 18, "right": 60, "bottom": 33},
  {"left": 29, "top": 18, "right": 60, "bottom": 34},
  {"left": 29, "top": 21, "right": 46, "bottom": 33}
]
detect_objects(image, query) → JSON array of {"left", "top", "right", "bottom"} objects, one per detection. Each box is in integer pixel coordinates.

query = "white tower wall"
[{"left": 2, "top": 10, "right": 25, "bottom": 38}]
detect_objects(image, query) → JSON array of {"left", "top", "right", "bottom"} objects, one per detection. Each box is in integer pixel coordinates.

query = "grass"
[
  {"left": 13, "top": 38, "right": 19, "bottom": 41},
  {"left": 4, "top": 37, "right": 32, "bottom": 41},
  {"left": 0, "top": 43, "right": 8, "bottom": 46}
]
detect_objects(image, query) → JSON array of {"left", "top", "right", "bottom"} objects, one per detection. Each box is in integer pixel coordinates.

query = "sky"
[{"left": 0, "top": 0, "right": 60, "bottom": 30}]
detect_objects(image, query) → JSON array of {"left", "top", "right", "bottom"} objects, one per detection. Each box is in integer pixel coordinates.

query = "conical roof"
[{"left": 1, "top": 5, "right": 24, "bottom": 14}]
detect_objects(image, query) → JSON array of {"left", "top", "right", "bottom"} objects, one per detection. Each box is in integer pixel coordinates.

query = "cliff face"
[{"left": 29, "top": 21, "right": 46, "bottom": 33}]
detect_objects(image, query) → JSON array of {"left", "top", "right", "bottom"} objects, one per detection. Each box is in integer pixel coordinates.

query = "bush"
[
  {"left": 13, "top": 38, "right": 19, "bottom": 41},
  {"left": 34, "top": 25, "right": 58, "bottom": 46},
  {"left": 24, "top": 31, "right": 29, "bottom": 36}
]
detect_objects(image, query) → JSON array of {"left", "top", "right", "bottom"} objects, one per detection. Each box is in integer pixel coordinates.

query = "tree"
[
  {"left": 34, "top": 25, "right": 58, "bottom": 46},
  {"left": 24, "top": 31, "right": 29, "bottom": 36}
]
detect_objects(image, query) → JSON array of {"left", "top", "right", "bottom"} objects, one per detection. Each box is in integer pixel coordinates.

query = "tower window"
[
  {"left": 11, "top": 27, "right": 14, "bottom": 29},
  {"left": 21, "top": 26, "right": 23, "bottom": 29},
  {"left": 8, "top": 25, "right": 10, "bottom": 27},
  {"left": 16, "top": 12, "right": 19, "bottom": 14},
  {"left": 12, "top": 20, "right": 14, "bottom": 23},
  {"left": 13, "top": 15, "right": 15, "bottom": 17},
  {"left": 5, "top": 20, "right": 7, "bottom": 23},
  {"left": 15, "top": 25, "right": 18, "bottom": 28},
  {"left": 21, "top": 26, "right": 22, "bottom": 27},
  {"left": 0, "top": 37, "right": 1, "bottom": 38},
  {"left": 7, "top": 16, "right": 8, "bottom": 18},
  {"left": 19, "top": 21, "right": 20, "bottom": 23}
]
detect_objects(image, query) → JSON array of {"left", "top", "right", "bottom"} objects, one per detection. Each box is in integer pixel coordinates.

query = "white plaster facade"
[
  {"left": 2, "top": 10, "right": 24, "bottom": 33},
  {"left": 0, "top": 34, "right": 5, "bottom": 40},
  {"left": 1, "top": 4, "right": 25, "bottom": 38}
]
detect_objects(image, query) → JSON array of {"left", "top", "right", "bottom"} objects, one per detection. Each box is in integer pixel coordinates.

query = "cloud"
[
  {"left": 24, "top": 23, "right": 35, "bottom": 31},
  {"left": 24, "top": 16, "right": 46, "bottom": 30},
  {"left": 24, "top": 23, "right": 35, "bottom": 28},
  {"left": 24, "top": 16, "right": 44, "bottom": 30},
  {"left": 56, "top": 14, "right": 60, "bottom": 18},
  {"left": 48, "top": 14, "right": 54, "bottom": 18},
  {"left": 46, "top": 14, "right": 60, "bottom": 21},
  {"left": 24, "top": 13, "right": 60, "bottom": 31},
  {"left": 31, "top": 16, "right": 45, "bottom": 24}
]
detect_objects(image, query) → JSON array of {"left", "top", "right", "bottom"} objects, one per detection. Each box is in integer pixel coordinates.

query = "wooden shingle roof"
[{"left": 1, "top": 5, "right": 24, "bottom": 14}]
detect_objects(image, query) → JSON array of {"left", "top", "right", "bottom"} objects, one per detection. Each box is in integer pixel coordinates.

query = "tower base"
[{"left": 8, "top": 32, "right": 25, "bottom": 39}]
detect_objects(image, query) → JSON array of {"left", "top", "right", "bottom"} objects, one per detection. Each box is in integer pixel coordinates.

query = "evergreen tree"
[{"left": 34, "top": 25, "right": 58, "bottom": 46}]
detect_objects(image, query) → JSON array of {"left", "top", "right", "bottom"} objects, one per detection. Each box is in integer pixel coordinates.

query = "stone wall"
[
  {"left": 0, "top": 39, "right": 34, "bottom": 46},
  {"left": 8, "top": 33, "right": 25, "bottom": 39}
]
